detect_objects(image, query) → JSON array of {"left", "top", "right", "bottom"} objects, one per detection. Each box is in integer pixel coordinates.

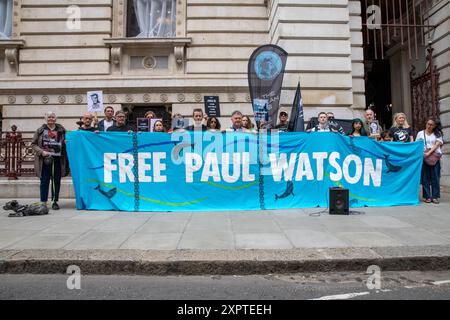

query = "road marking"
[
  {"left": 432, "top": 280, "right": 450, "bottom": 286},
  {"left": 310, "top": 292, "right": 370, "bottom": 300}
]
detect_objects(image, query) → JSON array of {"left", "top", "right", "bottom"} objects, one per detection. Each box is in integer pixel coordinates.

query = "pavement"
[{"left": 1, "top": 197, "right": 450, "bottom": 275}]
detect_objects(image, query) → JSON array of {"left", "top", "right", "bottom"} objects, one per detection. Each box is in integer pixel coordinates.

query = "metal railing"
[{"left": 0, "top": 125, "right": 35, "bottom": 179}]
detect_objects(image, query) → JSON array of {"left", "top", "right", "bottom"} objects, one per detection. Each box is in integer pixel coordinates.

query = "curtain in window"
[
  {"left": 0, "top": 0, "right": 12, "bottom": 39},
  {"left": 133, "top": 0, "right": 176, "bottom": 38}
]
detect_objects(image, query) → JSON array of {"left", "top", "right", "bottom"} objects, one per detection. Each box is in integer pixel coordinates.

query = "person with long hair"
[
  {"left": 416, "top": 118, "right": 444, "bottom": 204},
  {"left": 242, "top": 115, "right": 257, "bottom": 132},
  {"left": 389, "top": 112, "right": 414, "bottom": 142},
  {"left": 348, "top": 118, "right": 368, "bottom": 137},
  {"left": 31, "top": 111, "right": 69, "bottom": 210},
  {"left": 206, "top": 116, "right": 221, "bottom": 132},
  {"left": 153, "top": 120, "right": 166, "bottom": 132}
]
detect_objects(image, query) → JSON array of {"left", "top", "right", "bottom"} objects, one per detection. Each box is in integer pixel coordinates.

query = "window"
[
  {"left": 0, "top": 0, "right": 12, "bottom": 39},
  {"left": 127, "top": 0, "right": 176, "bottom": 38}
]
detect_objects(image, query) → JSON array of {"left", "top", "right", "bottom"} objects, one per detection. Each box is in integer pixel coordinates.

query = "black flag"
[
  {"left": 288, "top": 81, "right": 305, "bottom": 132},
  {"left": 248, "top": 45, "right": 288, "bottom": 129}
]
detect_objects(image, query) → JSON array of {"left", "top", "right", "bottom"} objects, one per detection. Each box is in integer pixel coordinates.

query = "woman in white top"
[{"left": 416, "top": 118, "right": 444, "bottom": 204}]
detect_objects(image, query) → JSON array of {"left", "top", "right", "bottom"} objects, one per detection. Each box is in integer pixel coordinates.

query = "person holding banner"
[
  {"left": 225, "top": 111, "right": 245, "bottom": 132},
  {"left": 206, "top": 116, "right": 221, "bottom": 132},
  {"left": 186, "top": 108, "right": 207, "bottom": 132},
  {"left": 348, "top": 118, "right": 368, "bottom": 137},
  {"left": 416, "top": 118, "right": 444, "bottom": 204},
  {"left": 107, "top": 111, "right": 132, "bottom": 133},
  {"left": 274, "top": 111, "right": 289, "bottom": 132},
  {"left": 242, "top": 115, "right": 257, "bottom": 133},
  {"left": 389, "top": 112, "right": 414, "bottom": 142},
  {"left": 31, "top": 111, "right": 69, "bottom": 210},
  {"left": 153, "top": 120, "right": 166, "bottom": 133},
  {"left": 97, "top": 106, "right": 116, "bottom": 132},
  {"left": 309, "top": 112, "right": 337, "bottom": 132},
  {"left": 79, "top": 113, "right": 96, "bottom": 132}
]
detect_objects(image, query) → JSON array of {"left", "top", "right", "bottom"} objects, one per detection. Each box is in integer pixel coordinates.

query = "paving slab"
[
  {"left": 64, "top": 231, "right": 132, "bottom": 250},
  {"left": 0, "top": 198, "right": 450, "bottom": 274},
  {"left": 120, "top": 233, "right": 182, "bottom": 250},
  {"left": 235, "top": 233, "right": 294, "bottom": 250}
]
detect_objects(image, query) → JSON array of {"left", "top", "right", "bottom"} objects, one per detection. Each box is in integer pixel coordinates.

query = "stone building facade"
[{"left": 0, "top": 0, "right": 449, "bottom": 191}]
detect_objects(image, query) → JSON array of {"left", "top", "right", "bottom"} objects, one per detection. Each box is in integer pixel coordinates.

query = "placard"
[
  {"left": 204, "top": 96, "right": 220, "bottom": 117},
  {"left": 87, "top": 91, "right": 103, "bottom": 113},
  {"left": 137, "top": 118, "right": 151, "bottom": 132}
]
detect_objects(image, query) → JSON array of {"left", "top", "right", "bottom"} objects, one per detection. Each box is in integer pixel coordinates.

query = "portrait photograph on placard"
[{"left": 87, "top": 91, "right": 103, "bottom": 113}]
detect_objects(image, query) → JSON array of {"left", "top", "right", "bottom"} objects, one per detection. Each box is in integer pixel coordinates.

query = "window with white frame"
[
  {"left": 0, "top": 0, "right": 12, "bottom": 39},
  {"left": 127, "top": 0, "right": 176, "bottom": 38}
]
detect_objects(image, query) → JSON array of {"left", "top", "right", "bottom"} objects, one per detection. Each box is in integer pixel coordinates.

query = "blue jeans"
[{"left": 421, "top": 160, "right": 441, "bottom": 199}]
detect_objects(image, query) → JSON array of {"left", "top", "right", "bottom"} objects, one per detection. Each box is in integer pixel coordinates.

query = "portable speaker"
[{"left": 329, "top": 187, "right": 349, "bottom": 215}]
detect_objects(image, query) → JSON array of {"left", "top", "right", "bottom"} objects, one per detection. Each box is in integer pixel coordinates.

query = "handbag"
[{"left": 423, "top": 133, "right": 442, "bottom": 166}]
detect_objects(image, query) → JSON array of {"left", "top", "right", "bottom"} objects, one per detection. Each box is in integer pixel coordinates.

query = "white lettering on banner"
[
  {"left": 104, "top": 152, "right": 168, "bottom": 183},
  {"left": 313, "top": 152, "right": 328, "bottom": 181},
  {"left": 343, "top": 154, "right": 362, "bottom": 184},
  {"left": 104, "top": 153, "right": 117, "bottom": 183},
  {"left": 295, "top": 153, "right": 314, "bottom": 181},
  {"left": 242, "top": 152, "right": 255, "bottom": 182},
  {"left": 364, "top": 158, "right": 382, "bottom": 187},
  {"left": 269, "top": 153, "right": 297, "bottom": 182},
  {"left": 329, "top": 152, "right": 342, "bottom": 181},
  {"left": 269, "top": 152, "right": 382, "bottom": 187},
  {"left": 185, "top": 153, "right": 202, "bottom": 183},
  {"left": 138, "top": 153, "right": 152, "bottom": 182},
  {"left": 119, "top": 153, "right": 135, "bottom": 183},
  {"left": 103, "top": 152, "right": 383, "bottom": 187},
  {"left": 153, "top": 152, "right": 167, "bottom": 182},
  {"left": 201, "top": 153, "right": 221, "bottom": 182}
]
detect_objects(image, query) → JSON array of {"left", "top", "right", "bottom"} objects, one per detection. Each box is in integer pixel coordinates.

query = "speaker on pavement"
[{"left": 329, "top": 187, "right": 349, "bottom": 215}]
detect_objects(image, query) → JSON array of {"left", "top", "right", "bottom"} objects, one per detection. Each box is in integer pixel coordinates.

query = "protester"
[
  {"left": 79, "top": 113, "right": 96, "bottom": 131},
  {"left": 348, "top": 118, "right": 367, "bottom": 137},
  {"left": 389, "top": 112, "right": 414, "bottom": 142},
  {"left": 326, "top": 112, "right": 345, "bottom": 134},
  {"left": 97, "top": 106, "right": 116, "bottom": 132},
  {"left": 206, "top": 116, "right": 221, "bottom": 131},
  {"left": 275, "top": 111, "right": 289, "bottom": 132},
  {"left": 107, "top": 111, "right": 132, "bottom": 132},
  {"left": 145, "top": 111, "right": 156, "bottom": 119},
  {"left": 364, "top": 108, "right": 381, "bottom": 138},
  {"left": 153, "top": 120, "right": 166, "bottom": 133},
  {"left": 225, "top": 110, "right": 245, "bottom": 132},
  {"left": 380, "top": 130, "right": 392, "bottom": 142},
  {"left": 186, "top": 108, "right": 207, "bottom": 131},
  {"left": 31, "top": 111, "right": 69, "bottom": 210},
  {"left": 308, "top": 112, "right": 335, "bottom": 132},
  {"left": 242, "top": 115, "right": 257, "bottom": 132},
  {"left": 416, "top": 118, "right": 444, "bottom": 204}
]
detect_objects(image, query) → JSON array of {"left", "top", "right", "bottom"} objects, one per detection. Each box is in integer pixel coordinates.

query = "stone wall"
[
  {"left": 0, "top": 0, "right": 364, "bottom": 136},
  {"left": 268, "top": 0, "right": 364, "bottom": 120},
  {"left": 428, "top": 0, "right": 450, "bottom": 192}
]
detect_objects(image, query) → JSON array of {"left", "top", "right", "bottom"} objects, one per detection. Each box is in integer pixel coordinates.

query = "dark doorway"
[
  {"left": 364, "top": 60, "right": 392, "bottom": 130},
  {"left": 125, "top": 105, "right": 172, "bottom": 131}
]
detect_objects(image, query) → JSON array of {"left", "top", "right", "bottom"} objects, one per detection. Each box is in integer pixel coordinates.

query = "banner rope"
[{"left": 132, "top": 132, "right": 140, "bottom": 212}]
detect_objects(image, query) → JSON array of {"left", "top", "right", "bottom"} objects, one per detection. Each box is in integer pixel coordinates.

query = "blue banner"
[{"left": 66, "top": 131, "right": 423, "bottom": 211}]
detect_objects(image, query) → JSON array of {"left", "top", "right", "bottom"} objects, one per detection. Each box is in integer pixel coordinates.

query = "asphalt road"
[{"left": 1, "top": 271, "right": 450, "bottom": 300}]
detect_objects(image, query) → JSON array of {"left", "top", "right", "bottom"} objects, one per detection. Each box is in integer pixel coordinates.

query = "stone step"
[{"left": 0, "top": 178, "right": 75, "bottom": 199}]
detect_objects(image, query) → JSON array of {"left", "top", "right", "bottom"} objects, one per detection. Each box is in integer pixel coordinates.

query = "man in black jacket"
[{"left": 107, "top": 111, "right": 132, "bottom": 132}]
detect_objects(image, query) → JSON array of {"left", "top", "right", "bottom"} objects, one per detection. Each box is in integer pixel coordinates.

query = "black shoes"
[{"left": 52, "top": 202, "right": 60, "bottom": 210}]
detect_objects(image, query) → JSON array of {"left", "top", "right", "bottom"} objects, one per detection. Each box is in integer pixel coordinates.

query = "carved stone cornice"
[
  {"left": 0, "top": 39, "right": 25, "bottom": 74},
  {"left": 103, "top": 38, "right": 191, "bottom": 71}
]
